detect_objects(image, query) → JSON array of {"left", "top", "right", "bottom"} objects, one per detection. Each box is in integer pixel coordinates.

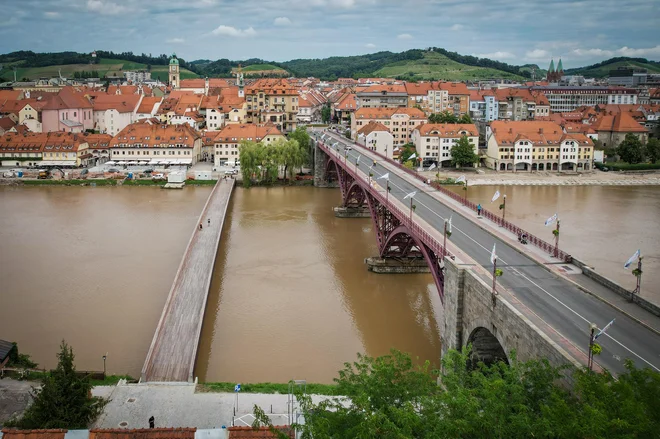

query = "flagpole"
[
  {"left": 554, "top": 219, "right": 560, "bottom": 258},
  {"left": 409, "top": 196, "right": 414, "bottom": 220},
  {"left": 588, "top": 324, "right": 596, "bottom": 371},
  {"left": 386, "top": 180, "right": 390, "bottom": 206},
  {"left": 464, "top": 179, "right": 468, "bottom": 202},
  {"left": 501, "top": 194, "right": 507, "bottom": 226},
  {"left": 632, "top": 255, "right": 643, "bottom": 301},
  {"left": 443, "top": 220, "right": 448, "bottom": 260},
  {"left": 491, "top": 258, "right": 498, "bottom": 306}
]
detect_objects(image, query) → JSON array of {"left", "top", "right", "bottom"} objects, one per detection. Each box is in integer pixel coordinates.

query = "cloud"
[
  {"left": 44, "top": 11, "right": 60, "bottom": 19},
  {"left": 476, "top": 51, "right": 516, "bottom": 60},
  {"left": 211, "top": 25, "right": 257, "bottom": 37},
  {"left": 525, "top": 49, "right": 550, "bottom": 59},
  {"left": 365, "top": 43, "right": 376, "bottom": 48},
  {"left": 397, "top": 33, "right": 413, "bottom": 40},
  {"left": 616, "top": 45, "right": 660, "bottom": 57},
  {"left": 449, "top": 24, "right": 464, "bottom": 31},
  {"left": 167, "top": 38, "right": 185, "bottom": 43},
  {"left": 86, "top": 0, "right": 127, "bottom": 15},
  {"left": 274, "top": 17, "right": 292, "bottom": 26}
]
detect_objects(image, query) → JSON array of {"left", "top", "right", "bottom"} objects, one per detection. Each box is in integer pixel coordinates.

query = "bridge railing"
[
  {"left": 319, "top": 141, "right": 451, "bottom": 260},
  {"left": 329, "top": 135, "right": 571, "bottom": 262}
]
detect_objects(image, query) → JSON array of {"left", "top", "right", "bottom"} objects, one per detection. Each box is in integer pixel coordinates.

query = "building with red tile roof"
[
  {"left": 589, "top": 111, "right": 648, "bottom": 148},
  {"left": 212, "top": 123, "right": 285, "bottom": 167},
  {"left": 411, "top": 123, "right": 479, "bottom": 166},
  {"left": 486, "top": 120, "right": 594, "bottom": 172},
  {"left": 0, "top": 131, "right": 95, "bottom": 167},
  {"left": 356, "top": 121, "right": 394, "bottom": 158},
  {"left": 1, "top": 429, "right": 67, "bottom": 439},
  {"left": 0, "top": 116, "right": 16, "bottom": 133},
  {"left": 356, "top": 84, "right": 407, "bottom": 109},
  {"left": 88, "top": 428, "right": 196, "bottom": 439},
  {"left": 352, "top": 107, "right": 427, "bottom": 146},
  {"left": 41, "top": 87, "right": 94, "bottom": 133},
  {"left": 493, "top": 88, "right": 550, "bottom": 120},
  {"left": 227, "top": 426, "right": 294, "bottom": 439},
  {"left": 92, "top": 94, "right": 143, "bottom": 135},
  {"left": 109, "top": 121, "right": 201, "bottom": 166},
  {"left": 245, "top": 79, "right": 298, "bottom": 133},
  {"left": 136, "top": 97, "right": 163, "bottom": 120}
]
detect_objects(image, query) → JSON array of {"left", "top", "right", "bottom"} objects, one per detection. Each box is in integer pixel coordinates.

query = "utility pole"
[{"left": 588, "top": 323, "right": 596, "bottom": 371}]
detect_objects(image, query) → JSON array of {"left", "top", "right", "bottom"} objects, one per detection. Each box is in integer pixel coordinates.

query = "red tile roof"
[
  {"left": 109, "top": 122, "right": 200, "bottom": 149},
  {"left": 491, "top": 121, "right": 593, "bottom": 146},
  {"left": 0, "top": 116, "right": 16, "bottom": 130},
  {"left": 590, "top": 111, "right": 648, "bottom": 133},
  {"left": 358, "top": 121, "right": 390, "bottom": 135},
  {"left": 1, "top": 429, "right": 67, "bottom": 439},
  {"left": 227, "top": 426, "right": 294, "bottom": 439},
  {"left": 137, "top": 97, "right": 162, "bottom": 114},
  {"left": 92, "top": 94, "right": 141, "bottom": 113},
  {"left": 42, "top": 87, "right": 92, "bottom": 111},
  {"left": 354, "top": 107, "right": 426, "bottom": 119},
  {"left": 414, "top": 123, "right": 479, "bottom": 137},
  {"left": 0, "top": 90, "right": 23, "bottom": 101},
  {"left": 89, "top": 428, "right": 196, "bottom": 439},
  {"left": 213, "top": 124, "right": 284, "bottom": 143},
  {"left": 437, "top": 82, "right": 470, "bottom": 95}
]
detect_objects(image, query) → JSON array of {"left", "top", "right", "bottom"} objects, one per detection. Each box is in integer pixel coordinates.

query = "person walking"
[
  {"left": 207, "top": 218, "right": 210, "bottom": 226},
  {"left": 477, "top": 204, "right": 482, "bottom": 216},
  {"left": 199, "top": 223, "right": 203, "bottom": 230}
]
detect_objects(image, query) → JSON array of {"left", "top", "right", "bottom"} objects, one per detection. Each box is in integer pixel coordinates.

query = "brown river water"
[{"left": 0, "top": 184, "right": 658, "bottom": 382}]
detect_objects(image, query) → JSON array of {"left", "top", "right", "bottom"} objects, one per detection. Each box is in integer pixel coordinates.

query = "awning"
[
  {"left": 178, "top": 159, "right": 193, "bottom": 164},
  {"left": 148, "top": 159, "right": 159, "bottom": 165},
  {"left": 40, "top": 160, "right": 77, "bottom": 166},
  {"left": 105, "top": 161, "right": 116, "bottom": 165},
  {"left": 127, "top": 161, "right": 139, "bottom": 165}
]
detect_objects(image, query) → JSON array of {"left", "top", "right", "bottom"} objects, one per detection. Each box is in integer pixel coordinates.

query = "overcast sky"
[{"left": 1, "top": 0, "right": 659, "bottom": 68}]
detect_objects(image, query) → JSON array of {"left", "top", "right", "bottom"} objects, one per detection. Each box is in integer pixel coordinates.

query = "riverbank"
[
  {"left": 0, "top": 178, "right": 218, "bottom": 187},
  {"left": 424, "top": 169, "right": 660, "bottom": 186},
  {"left": 197, "top": 382, "right": 338, "bottom": 395}
]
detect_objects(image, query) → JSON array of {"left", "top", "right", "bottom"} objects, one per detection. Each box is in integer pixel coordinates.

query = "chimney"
[
  {"left": 508, "top": 128, "right": 513, "bottom": 133},
  {"left": 538, "top": 128, "right": 543, "bottom": 134}
]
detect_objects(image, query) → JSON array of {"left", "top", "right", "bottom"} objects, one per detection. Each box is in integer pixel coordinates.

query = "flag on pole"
[
  {"left": 490, "top": 243, "right": 497, "bottom": 264},
  {"left": 393, "top": 147, "right": 400, "bottom": 152},
  {"left": 491, "top": 190, "right": 501, "bottom": 203},
  {"left": 377, "top": 173, "right": 390, "bottom": 180},
  {"left": 408, "top": 153, "right": 417, "bottom": 160},
  {"left": 595, "top": 319, "right": 615, "bottom": 340},
  {"left": 544, "top": 213, "right": 558, "bottom": 227},
  {"left": 403, "top": 191, "right": 417, "bottom": 200},
  {"left": 455, "top": 175, "right": 466, "bottom": 184},
  {"left": 447, "top": 215, "right": 453, "bottom": 233},
  {"left": 624, "top": 249, "right": 641, "bottom": 269},
  {"left": 357, "top": 155, "right": 360, "bottom": 164},
  {"left": 428, "top": 163, "right": 437, "bottom": 170}
]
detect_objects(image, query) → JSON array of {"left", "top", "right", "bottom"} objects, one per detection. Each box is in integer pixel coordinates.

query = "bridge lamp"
[{"left": 587, "top": 323, "right": 598, "bottom": 371}]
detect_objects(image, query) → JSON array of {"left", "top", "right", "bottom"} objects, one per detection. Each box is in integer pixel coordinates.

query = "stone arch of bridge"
[{"left": 466, "top": 325, "right": 509, "bottom": 367}]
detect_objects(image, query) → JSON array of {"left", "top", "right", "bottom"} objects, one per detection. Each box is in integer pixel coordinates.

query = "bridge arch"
[{"left": 466, "top": 326, "right": 509, "bottom": 367}]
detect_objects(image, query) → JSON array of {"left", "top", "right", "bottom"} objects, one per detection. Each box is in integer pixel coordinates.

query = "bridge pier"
[
  {"left": 365, "top": 257, "right": 431, "bottom": 274},
  {"left": 334, "top": 206, "right": 370, "bottom": 218},
  {"left": 312, "top": 140, "right": 339, "bottom": 188}
]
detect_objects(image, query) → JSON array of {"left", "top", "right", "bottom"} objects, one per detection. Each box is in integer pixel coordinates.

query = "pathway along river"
[{"left": 0, "top": 184, "right": 658, "bottom": 381}]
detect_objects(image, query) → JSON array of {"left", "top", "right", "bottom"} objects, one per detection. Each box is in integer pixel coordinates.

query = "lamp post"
[
  {"left": 587, "top": 323, "right": 597, "bottom": 371},
  {"left": 501, "top": 194, "right": 507, "bottom": 225},
  {"left": 463, "top": 179, "right": 468, "bottom": 202},
  {"left": 102, "top": 353, "right": 107, "bottom": 378},
  {"left": 632, "top": 255, "right": 643, "bottom": 302},
  {"left": 386, "top": 180, "right": 390, "bottom": 206},
  {"left": 409, "top": 196, "right": 414, "bottom": 220},
  {"left": 554, "top": 219, "right": 561, "bottom": 258}
]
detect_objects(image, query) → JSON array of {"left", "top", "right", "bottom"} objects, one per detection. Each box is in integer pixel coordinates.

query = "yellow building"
[
  {"left": 486, "top": 121, "right": 594, "bottom": 172},
  {"left": 352, "top": 107, "right": 427, "bottom": 146},
  {"left": 410, "top": 123, "right": 479, "bottom": 167},
  {"left": 212, "top": 123, "right": 285, "bottom": 168},
  {"left": 245, "top": 79, "right": 298, "bottom": 133}
]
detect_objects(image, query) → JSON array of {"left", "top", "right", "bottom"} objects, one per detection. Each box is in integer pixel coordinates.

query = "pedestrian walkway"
[{"left": 142, "top": 180, "right": 235, "bottom": 383}]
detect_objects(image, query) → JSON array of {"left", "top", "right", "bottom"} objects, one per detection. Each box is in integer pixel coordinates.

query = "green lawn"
[
  {"left": 375, "top": 51, "right": 525, "bottom": 81},
  {"left": 242, "top": 64, "right": 282, "bottom": 71}
]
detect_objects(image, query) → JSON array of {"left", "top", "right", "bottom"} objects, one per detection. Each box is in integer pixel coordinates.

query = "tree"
[
  {"left": 321, "top": 104, "right": 331, "bottom": 123},
  {"left": 289, "top": 126, "right": 311, "bottom": 167},
  {"left": 617, "top": 133, "right": 645, "bottom": 164},
  {"left": 238, "top": 140, "right": 261, "bottom": 188},
  {"left": 400, "top": 142, "right": 416, "bottom": 163},
  {"left": 450, "top": 135, "right": 478, "bottom": 167},
  {"left": 428, "top": 110, "right": 458, "bottom": 124},
  {"left": 458, "top": 113, "right": 473, "bottom": 124},
  {"left": 645, "top": 138, "right": 660, "bottom": 163},
  {"left": 7, "top": 341, "right": 106, "bottom": 428}
]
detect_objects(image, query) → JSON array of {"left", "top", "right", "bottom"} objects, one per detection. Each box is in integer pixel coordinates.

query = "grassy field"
[
  {"left": 0, "top": 58, "right": 198, "bottom": 81},
  {"left": 198, "top": 382, "right": 339, "bottom": 395},
  {"left": 375, "top": 51, "right": 525, "bottom": 81},
  {"left": 569, "top": 60, "right": 660, "bottom": 78},
  {"left": 241, "top": 64, "right": 282, "bottom": 71}
]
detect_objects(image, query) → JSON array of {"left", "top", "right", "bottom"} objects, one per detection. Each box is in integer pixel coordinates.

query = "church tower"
[
  {"left": 237, "top": 65, "right": 244, "bottom": 98},
  {"left": 169, "top": 53, "right": 180, "bottom": 89}
]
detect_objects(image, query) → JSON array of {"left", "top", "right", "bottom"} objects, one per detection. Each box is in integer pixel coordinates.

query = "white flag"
[
  {"left": 447, "top": 215, "right": 453, "bottom": 233},
  {"left": 595, "top": 318, "right": 615, "bottom": 340},
  {"left": 377, "top": 173, "right": 390, "bottom": 180},
  {"left": 490, "top": 243, "right": 497, "bottom": 264},
  {"left": 428, "top": 163, "right": 437, "bottom": 170},
  {"left": 393, "top": 147, "right": 400, "bottom": 152},
  {"left": 408, "top": 153, "right": 417, "bottom": 160},
  {"left": 357, "top": 155, "right": 360, "bottom": 164},
  {"left": 624, "top": 249, "right": 640, "bottom": 269},
  {"left": 544, "top": 213, "right": 558, "bottom": 227},
  {"left": 455, "top": 175, "right": 466, "bottom": 184},
  {"left": 403, "top": 191, "right": 417, "bottom": 200},
  {"left": 491, "top": 190, "right": 501, "bottom": 203}
]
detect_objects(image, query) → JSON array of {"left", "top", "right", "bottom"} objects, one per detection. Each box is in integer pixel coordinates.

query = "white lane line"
[{"left": 327, "top": 138, "right": 660, "bottom": 371}]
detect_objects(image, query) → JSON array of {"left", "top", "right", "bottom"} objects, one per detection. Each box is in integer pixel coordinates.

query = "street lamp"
[
  {"left": 587, "top": 323, "right": 597, "bottom": 371},
  {"left": 501, "top": 194, "right": 507, "bottom": 225},
  {"left": 632, "top": 254, "right": 643, "bottom": 302},
  {"left": 102, "top": 353, "right": 107, "bottom": 378}
]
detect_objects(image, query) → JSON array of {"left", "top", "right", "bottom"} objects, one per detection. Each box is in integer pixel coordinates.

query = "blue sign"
[{"left": 234, "top": 383, "right": 241, "bottom": 392}]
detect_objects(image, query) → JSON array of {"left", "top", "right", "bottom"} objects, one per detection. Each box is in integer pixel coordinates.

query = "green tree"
[
  {"left": 288, "top": 126, "right": 311, "bottom": 167},
  {"left": 321, "top": 104, "right": 331, "bottom": 123},
  {"left": 617, "top": 133, "right": 645, "bottom": 164},
  {"left": 238, "top": 140, "right": 261, "bottom": 188},
  {"left": 450, "top": 135, "right": 478, "bottom": 167},
  {"left": 458, "top": 113, "right": 473, "bottom": 124},
  {"left": 645, "top": 138, "right": 660, "bottom": 163},
  {"left": 7, "top": 341, "right": 106, "bottom": 429},
  {"left": 400, "top": 142, "right": 417, "bottom": 163},
  {"left": 278, "top": 138, "right": 307, "bottom": 181},
  {"left": 428, "top": 110, "right": 458, "bottom": 124}
]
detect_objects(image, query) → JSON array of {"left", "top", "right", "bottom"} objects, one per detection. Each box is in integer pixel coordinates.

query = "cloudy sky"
[{"left": 1, "top": 0, "right": 659, "bottom": 68}]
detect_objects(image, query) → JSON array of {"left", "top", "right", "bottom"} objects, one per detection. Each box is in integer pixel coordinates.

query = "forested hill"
[{"left": 565, "top": 57, "right": 660, "bottom": 78}]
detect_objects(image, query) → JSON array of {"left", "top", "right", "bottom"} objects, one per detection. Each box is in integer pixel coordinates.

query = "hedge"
[{"left": 595, "top": 162, "right": 660, "bottom": 171}]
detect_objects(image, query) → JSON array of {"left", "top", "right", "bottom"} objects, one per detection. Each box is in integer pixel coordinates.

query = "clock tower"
[{"left": 169, "top": 53, "right": 180, "bottom": 89}]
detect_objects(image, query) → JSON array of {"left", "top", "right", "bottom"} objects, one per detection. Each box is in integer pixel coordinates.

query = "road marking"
[{"left": 324, "top": 136, "right": 660, "bottom": 372}]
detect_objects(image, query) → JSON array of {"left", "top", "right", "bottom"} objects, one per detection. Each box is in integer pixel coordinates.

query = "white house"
[
  {"left": 92, "top": 94, "right": 142, "bottom": 136},
  {"left": 410, "top": 123, "right": 479, "bottom": 167},
  {"left": 356, "top": 121, "right": 394, "bottom": 159}
]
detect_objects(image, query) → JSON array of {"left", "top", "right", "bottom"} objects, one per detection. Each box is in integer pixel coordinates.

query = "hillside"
[
  {"left": 519, "top": 64, "right": 547, "bottom": 79},
  {"left": 0, "top": 58, "right": 198, "bottom": 82},
  {"left": 374, "top": 51, "right": 525, "bottom": 81},
  {"left": 566, "top": 57, "right": 660, "bottom": 78},
  {"left": 231, "top": 63, "right": 288, "bottom": 77}
]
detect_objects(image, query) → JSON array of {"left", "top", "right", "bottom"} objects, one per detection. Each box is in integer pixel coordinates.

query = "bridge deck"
[{"left": 142, "top": 180, "right": 235, "bottom": 382}]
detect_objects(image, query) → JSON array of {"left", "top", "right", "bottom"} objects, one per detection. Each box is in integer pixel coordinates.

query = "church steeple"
[
  {"left": 557, "top": 58, "right": 564, "bottom": 72},
  {"left": 548, "top": 59, "right": 555, "bottom": 73},
  {"left": 237, "top": 64, "right": 244, "bottom": 98}
]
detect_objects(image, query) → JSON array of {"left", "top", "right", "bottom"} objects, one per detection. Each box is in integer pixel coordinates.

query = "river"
[{"left": 0, "top": 184, "right": 657, "bottom": 381}]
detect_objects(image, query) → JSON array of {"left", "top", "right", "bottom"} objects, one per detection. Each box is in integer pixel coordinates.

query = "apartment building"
[
  {"left": 589, "top": 111, "right": 649, "bottom": 148},
  {"left": 530, "top": 86, "right": 638, "bottom": 112},
  {"left": 331, "top": 92, "right": 357, "bottom": 125},
  {"left": 41, "top": 87, "right": 94, "bottom": 133},
  {"left": 123, "top": 71, "right": 151, "bottom": 83},
  {"left": 92, "top": 94, "right": 142, "bottom": 136},
  {"left": 486, "top": 121, "right": 594, "bottom": 172},
  {"left": 356, "top": 84, "right": 408, "bottom": 108},
  {"left": 245, "top": 79, "right": 298, "bottom": 133},
  {"left": 0, "top": 131, "right": 95, "bottom": 167},
  {"left": 356, "top": 121, "right": 394, "bottom": 159},
  {"left": 493, "top": 88, "right": 550, "bottom": 121},
  {"left": 410, "top": 123, "right": 479, "bottom": 167},
  {"left": 109, "top": 121, "right": 202, "bottom": 166},
  {"left": 212, "top": 123, "right": 285, "bottom": 167},
  {"left": 438, "top": 82, "right": 470, "bottom": 116},
  {"left": 352, "top": 107, "right": 427, "bottom": 146},
  {"left": 469, "top": 90, "right": 498, "bottom": 122},
  {"left": 405, "top": 82, "right": 449, "bottom": 114}
]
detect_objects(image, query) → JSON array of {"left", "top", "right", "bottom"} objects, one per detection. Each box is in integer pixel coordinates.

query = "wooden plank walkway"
[{"left": 141, "top": 179, "right": 235, "bottom": 382}]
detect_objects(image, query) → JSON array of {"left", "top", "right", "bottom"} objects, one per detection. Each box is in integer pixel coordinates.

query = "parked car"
[
  {"left": 152, "top": 173, "right": 165, "bottom": 181},
  {"left": 107, "top": 168, "right": 120, "bottom": 173},
  {"left": 224, "top": 169, "right": 238, "bottom": 175}
]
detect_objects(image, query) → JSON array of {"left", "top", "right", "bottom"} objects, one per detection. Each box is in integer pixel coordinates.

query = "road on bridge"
[{"left": 315, "top": 130, "right": 660, "bottom": 375}]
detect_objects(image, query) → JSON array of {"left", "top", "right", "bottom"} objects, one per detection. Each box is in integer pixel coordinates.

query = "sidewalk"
[
  {"left": 329, "top": 133, "right": 660, "bottom": 335},
  {"left": 92, "top": 384, "right": 330, "bottom": 429}
]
